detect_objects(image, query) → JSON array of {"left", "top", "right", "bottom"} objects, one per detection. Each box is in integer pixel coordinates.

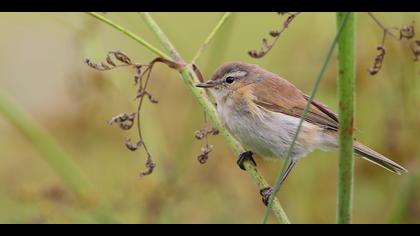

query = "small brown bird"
[{"left": 196, "top": 62, "right": 407, "bottom": 193}]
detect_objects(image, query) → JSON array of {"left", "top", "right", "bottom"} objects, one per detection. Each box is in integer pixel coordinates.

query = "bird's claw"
[{"left": 236, "top": 151, "right": 256, "bottom": 170}]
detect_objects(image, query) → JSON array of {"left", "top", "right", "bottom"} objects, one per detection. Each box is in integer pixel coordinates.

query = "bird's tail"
[{"left": 353, "top": 142, "right": 408, "bottom": 175}]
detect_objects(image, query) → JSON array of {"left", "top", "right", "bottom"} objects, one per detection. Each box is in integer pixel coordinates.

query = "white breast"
[{"left": 217, "top": 98, "right": 334, "bottom": 160}]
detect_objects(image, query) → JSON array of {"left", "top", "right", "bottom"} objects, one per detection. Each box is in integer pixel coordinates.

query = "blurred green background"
[{"left": 0, "top": 12, "right": 419, "bottom": 224}]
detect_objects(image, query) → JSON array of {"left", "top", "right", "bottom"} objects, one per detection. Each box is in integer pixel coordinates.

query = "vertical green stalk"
[{"left": 336, "top": 12, "right": 356, "bottom": 224}]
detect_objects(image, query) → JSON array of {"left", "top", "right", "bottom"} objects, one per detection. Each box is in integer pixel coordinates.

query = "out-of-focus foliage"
[{"left": 0, "top": 12, "right": 419, "bottom": 223}]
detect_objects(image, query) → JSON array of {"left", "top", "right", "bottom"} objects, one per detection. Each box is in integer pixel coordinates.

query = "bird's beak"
[{"left": 196, "top": 80, "right": 217, "bottom": 88}]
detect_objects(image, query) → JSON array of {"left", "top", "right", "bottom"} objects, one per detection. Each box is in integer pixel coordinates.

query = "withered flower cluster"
[
  {"left": 368, "top": 45, "right": 386, "bottom": 76},
  {"left": 194, "top": 126, "right": 218, "bottom": 164},
  {"left": 368, "top": 15, "right": 420, "bottom": 75},
  {"left": 86, "top": 52, "right": 217, "bottom": 175},
  {"left": 248, "top": 12, "right": 300, "bottom": 59},
  {"left": 86, "top": 51, "right": 162, "bottom": 177}
]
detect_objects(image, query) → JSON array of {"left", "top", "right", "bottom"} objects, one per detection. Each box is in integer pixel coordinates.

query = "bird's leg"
[
  {"left": 260, "top": 160, "right": 297, "bottom": 206},
  {"left": 236, "top": 151, "right": 256, "bottom": 170}
]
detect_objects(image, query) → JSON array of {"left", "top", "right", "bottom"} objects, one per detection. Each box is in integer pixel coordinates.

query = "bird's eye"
[{"left": 225, "top": 76, "right": 235, "bottom": 84}]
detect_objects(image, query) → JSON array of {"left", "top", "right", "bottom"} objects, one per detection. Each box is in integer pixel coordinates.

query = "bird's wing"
[
  {"left": 251, "top": 76, "right": 339, "bottom": 130},
  {"left": 302, "top": 94, "right": 338, "bottom": 124}
]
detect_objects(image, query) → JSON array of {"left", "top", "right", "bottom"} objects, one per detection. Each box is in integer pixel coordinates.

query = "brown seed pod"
[
  {"left": 248, "top": 12, "right": 300, "bottom": 59},
  {"left": 125, "top": 138, "right": 143, "bottom": 151},
  {"left": 409, "top": 40, "right": 420, "bottom": 61},
  {"left": 368, "top": 45, "right": 386, "bottom": 75},
  {"left": 111, "top": 51, "right": 132, "bottom": 65},
  {"left": 269, "top": 30, "right": 281, "bottom": 37},
  {"left": 197, "top": 144, "right": 213, "bottom": 164},
  {"left": 109, "top": 112, "right": 136, "bottom": 130},
  {"left": 194, "top": 127, "right": 219, "bottom": 140},
  {"left": 106, "top": 54, "right": 117, "bottom": 67},
  {"left": 400, "top": 22, "right": 415, "bottom": 40},
  {"left": 139, "top": 154, "right": 156, "bottom": 177}
]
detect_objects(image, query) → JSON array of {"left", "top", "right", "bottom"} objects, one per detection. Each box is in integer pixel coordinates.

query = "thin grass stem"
[
  {"left": 191, "top": 12, "right": 232, "bottom": 63},
  {"left": 87, "top": 12, "right": 170, "bottom": 59}
]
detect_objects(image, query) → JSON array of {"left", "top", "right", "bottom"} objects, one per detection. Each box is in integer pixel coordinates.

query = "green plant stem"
[
  {"left": 0, "top": 93, "right": 94, "bottom": 201},
  {"left": 139, "top": 13, "right": 183, "bottom": 62},
  {"left": 336, "top": 12, "right": 356, "bottom": 224},
  {"left": 261, "top": 12, "right": 352, "bottom": 224},
  {"left": 191, "top": 12, "right": 232, "bottom": 63},
  {"left": 87, "top": 12, "right": 170, "bottom": 59},
  {"left": 140, "top": 12, "right": 290, "bottom": 224},
  {"left": 204, "top": 13, "right": 237, "bottom": 75}
]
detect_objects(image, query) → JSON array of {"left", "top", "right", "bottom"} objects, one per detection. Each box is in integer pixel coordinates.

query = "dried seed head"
[
  {"left": 248, "top": 12, "right": 300, "bottom": 59},
  {"left": 87, "top": 54, "right": 186, "bottom": 177},
  {"left": 85, "top": 59, "right": 104, "bottom": 71},
  {"left": 147, "top": 94, "right": 159, "bottom": 103},
  {"left": 133, "top": 65, "right": 143, "bottom": 85},
  {"left": 111, "top": 51, "right": 132, "bottom": 65},
  {"left": 269, "top": 30, "right": 280, "bottom": 37},
  {"left": 211, "top": 128, "right": 219, "bottom": 135},
  {"left": 100, "top": 62, "right": 111, "bottom": 70},
  {"left": 136, "top": 89, "right": 159, "bottom": 104},
  {"left": 86, "top": 51, "right": 134, "bottom": 72},
  {"left": 368, "top": 45, "right": 386, "bottom": 75},
  {"left": 194, "top": 127, "right": 219, "bottom": 140},
  {"left": 409, "top": 40, "right": 420, "bottom": 61},
  {"left": 400, "top": 22, "right": 415, "bottom": 40},
  {"left": 125, "top": 138, "right": 143, "bottom": 151},
  {"left": 106, "top": 54, "right": 116, "bottom": 67},
  {"left": 368, "top": 67, "right": 380, "bottom": 75},
  {"left": 109, "top": 112, "right": 136, "bottom": 130},
  {"left": 367, "top": 14, "right": 420, "bottom": 75},
  {"left": 139, "top": 154, "right": 156, "bottom": 177},
  {"left": 197, "top": 144, "right": 213, "bottom": 164},
  {"left": 194, "top": 130, "right": 205, "bottom": 140},
  {"left": 283, "top": 13, "right": 298, "bottom": 28},
  {"left": 248, "top": 50, "right": 264, "bottom": 58}
]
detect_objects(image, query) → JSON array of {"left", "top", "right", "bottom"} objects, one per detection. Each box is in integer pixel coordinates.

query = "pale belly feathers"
[{"left": 217, "top": 98, "right": 337, "bottom": 160}]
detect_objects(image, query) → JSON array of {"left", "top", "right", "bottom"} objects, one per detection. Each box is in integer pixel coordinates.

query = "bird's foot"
[
  {"left": 260, "top": 187, "right": 274, "bottom": 206},
  {"left": 236, "top": 151, "right": 256, "bottom": 171}
]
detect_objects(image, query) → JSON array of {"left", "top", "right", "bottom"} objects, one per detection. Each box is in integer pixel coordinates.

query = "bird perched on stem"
[{"left": 196, "top": 62, "right": 407, "bottom": 204}]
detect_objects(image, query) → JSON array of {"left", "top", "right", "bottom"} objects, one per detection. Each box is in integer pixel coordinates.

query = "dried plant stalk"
[
  {"left": 367, "top": 13, "right": 419, "bottom": 75},
  {"left": 248, "top": 12, "right": 300, "bottom": 59},
  {"left": 86, "top": 51, "right": 185, "bottom": 177}
]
